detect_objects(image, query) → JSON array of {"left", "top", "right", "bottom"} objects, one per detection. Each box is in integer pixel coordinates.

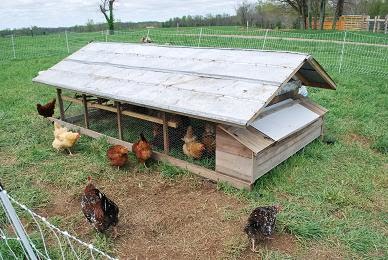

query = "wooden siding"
[
  {"left": 253, "top": 118, "right": 323, "bottom": 181},
  {"left": 216, "top": 127, "right": 253, "bottom": 182}
]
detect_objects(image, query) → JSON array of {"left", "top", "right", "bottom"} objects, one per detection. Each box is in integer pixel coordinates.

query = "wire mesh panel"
[
  {"left": 58, "top": 93, "right": 216, "bottom": 170},
  {"left": 167, "top": 116, "right": 216, "bottom": 170}
]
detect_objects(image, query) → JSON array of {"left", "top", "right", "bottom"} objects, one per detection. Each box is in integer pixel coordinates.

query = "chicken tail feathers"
[{"left": 140, "top": 132, "right": 147, "bottom": 142}]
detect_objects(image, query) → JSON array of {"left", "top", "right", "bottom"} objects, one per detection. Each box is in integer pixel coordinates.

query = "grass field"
[
  {"left": 1, "top": 27, "right": 387, "bottom": 76},
  {"left": 0, "top": 27, "right": 387, "bottom": 259}
]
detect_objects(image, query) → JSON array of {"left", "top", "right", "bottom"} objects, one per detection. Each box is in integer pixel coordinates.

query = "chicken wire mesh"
[{"left": 59, "top": 91, "right": 216, "bottom": 170}]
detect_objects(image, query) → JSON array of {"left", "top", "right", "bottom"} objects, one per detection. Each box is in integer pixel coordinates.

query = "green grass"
[{"left": 0, "top": 28, "right": 387, "bottom": 259}]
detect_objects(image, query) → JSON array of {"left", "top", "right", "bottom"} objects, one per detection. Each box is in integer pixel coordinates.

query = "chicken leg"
[
  {"left": 250, "top": 238, "right": 258, "bottom": 252},
  {"left": 67, "top": 148, "right": 73, "bottom": 156},
  {"left": 112, "top": 226, "right": 118, "bottom": 238}
]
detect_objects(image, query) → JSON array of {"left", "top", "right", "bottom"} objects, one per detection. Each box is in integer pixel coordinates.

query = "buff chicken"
[
  {"left": 182, "top": 126, "right": 205, "bottom": 159},
  {"left": 52, "top": 122, "right": 80, "bottom": 155}
]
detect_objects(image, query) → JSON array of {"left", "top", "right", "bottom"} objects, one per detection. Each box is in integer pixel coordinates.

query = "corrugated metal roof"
[{"left": 33, "top": 42, "right": 335, "bottom": 126}]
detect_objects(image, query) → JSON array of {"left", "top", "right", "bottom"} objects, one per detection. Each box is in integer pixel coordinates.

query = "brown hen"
[
  {"left": 132, "top": 133, "right": 152, "bottom": 167},
  {"left": 37, "top": 98, "right": 56, "bottom": 117},
  {"left": 81, "top": 177, "right": 119, "bottom": 237},
  {"left": 107, "top": 145, "right": 129, "bottom": 169}
]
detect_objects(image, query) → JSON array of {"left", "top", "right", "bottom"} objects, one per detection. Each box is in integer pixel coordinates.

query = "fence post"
[
  {"left": 339, "top": 30, "right": 347, "bottom": 73},
  {"left": 105, "top": 30, "right": 108, "bottom": 42},
  {"left": 146, "top": 29, "right": 150, "bottom": 39},
  {"left": 0, "top": 187, "right": 38, "bottom": 260},
  {"left": 197, "top": 28, "right": 203, "bottom": 47},
  {"left": 65, "top": 30, "right": 70, "bottom": 53},
  {"left": 11, "top": 34, "right": 16, "bottom": 59},
  {"left": 262, "top": 29, "right": 269, "bottom": 50}
]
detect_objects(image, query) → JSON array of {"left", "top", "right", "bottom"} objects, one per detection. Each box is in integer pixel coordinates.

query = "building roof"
[{"left": 33, "top": 42, "right": 336, "bottom": 127}]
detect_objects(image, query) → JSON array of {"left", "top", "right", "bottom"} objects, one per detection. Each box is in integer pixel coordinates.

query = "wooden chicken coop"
[{"left": 33, "top": 42, "right": 336, "bottom": 190}]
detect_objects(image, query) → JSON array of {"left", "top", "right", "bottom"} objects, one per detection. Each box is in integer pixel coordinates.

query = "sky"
[{"left": 0, "top": 0, "right": 238, "bottom": 30}]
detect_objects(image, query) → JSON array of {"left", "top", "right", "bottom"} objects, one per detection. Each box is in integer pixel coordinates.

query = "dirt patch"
[
  {"left": 0, "top": 151, "right": 17, "bottom": 167},
  {"left": 344, "top": 133, "right": 371, "bottom": 147},
  {"left": 305, "top": 243, "right": 345, "bottom": 260},
  {"left": 33, "top": 171, "right": 301, "bottom": 259}
]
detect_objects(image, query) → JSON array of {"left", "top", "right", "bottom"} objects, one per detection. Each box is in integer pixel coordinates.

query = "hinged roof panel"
[{"left": 33, "top": 42, "right": 335, "bottom": 126}]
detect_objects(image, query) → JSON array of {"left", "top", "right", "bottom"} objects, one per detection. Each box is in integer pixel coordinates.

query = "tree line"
[{"left": 1, "top": 0, "right": 386, "bottom": 36}]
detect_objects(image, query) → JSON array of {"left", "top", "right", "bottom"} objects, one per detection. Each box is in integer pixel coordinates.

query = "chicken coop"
[{"left": 33, "top": 42, "right": 336, "bottom": 190}]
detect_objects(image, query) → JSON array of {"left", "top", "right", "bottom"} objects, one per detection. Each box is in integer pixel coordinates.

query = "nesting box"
[{"left": 33, "top": 42, "right": 336, "bottom": 190}]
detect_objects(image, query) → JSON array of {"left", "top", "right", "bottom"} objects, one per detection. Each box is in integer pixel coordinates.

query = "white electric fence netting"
[
  {"left": 0, "top": 29, "right": 387, "bottom": 77},
  {"left": 0, "top": 188, "right": 117, "bottom": 260}
]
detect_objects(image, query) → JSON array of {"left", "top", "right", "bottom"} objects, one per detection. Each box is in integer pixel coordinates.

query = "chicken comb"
[{"left": 87, "top": 176, "right": 92, "bottom": 183}]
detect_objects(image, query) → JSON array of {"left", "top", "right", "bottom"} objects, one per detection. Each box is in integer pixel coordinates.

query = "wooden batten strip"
[
  {"left": 116, "top": 101, "right": 123, "bottom": 140},
  {"left": 46, "top": 117, "right": 253, "bottom": 190},
  {"left": 82, "top": 94, "right": 89, "bottom": 129},
  {"left": 162, "top": 112, "right": 169, "bottom": 154},
  {"left": 61, "top": 95, "right": 178, "bottom": 128}
]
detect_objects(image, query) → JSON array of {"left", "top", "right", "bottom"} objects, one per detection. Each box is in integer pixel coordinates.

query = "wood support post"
[
  {"left": 82, "top": 94, "right": 89, "bottom": 128},
  {"left": 162, "top": 112, "right": 169, "bottom": 154},
  {"left": 116, "top": 101, "right": 123, "bottom": 140},
  {"left": 56, "top": 88, "right": 65, "bottom": 120}
]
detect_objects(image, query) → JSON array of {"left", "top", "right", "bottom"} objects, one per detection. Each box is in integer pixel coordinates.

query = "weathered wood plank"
[
  {"left": 162, "top": 112, "right": 169, "bottom": 154},
  {"left": 116, "top": 101, "right": 123, "bottom": 140},
  {"left": 61, "top": 95, "right": 178, "bottom": 128},
  {"left": 299, "top": 97, "right": 328, "bottom": 116},
  {"left": 216, "top": 150, "right": 253, "bottom": 182},
  {"left": 219, "top": 125, "right": 273, "bottom": 155},
  {"left": 82, "top": 94, "right": 89, "bottom": 129},
  {"left": 216, "top": 127, "right": 252, "bottom": 158}
]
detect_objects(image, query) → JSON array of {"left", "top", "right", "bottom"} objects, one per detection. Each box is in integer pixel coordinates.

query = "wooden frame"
[
  {"left": 116, "top": 101, "right": 123, "bottom": 140},
  {"left": 162, "top": 112, "right": 169, "bottom": 154},
  {"left": 53, "top": 89, "right": 328, "bottom": 190},
  {"left": 61, "top": 95, "right": 179, "bottom": 128},
  {"left": 82, "top": 94, "right": 89, "bottom": 128},
  {"left": 47, "top": 117, "right": 253, "bottom": 190}
]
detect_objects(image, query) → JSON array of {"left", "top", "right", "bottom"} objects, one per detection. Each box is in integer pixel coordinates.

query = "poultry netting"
[{"left": 60, "top": 93, "right": 216, "bottom": 170}]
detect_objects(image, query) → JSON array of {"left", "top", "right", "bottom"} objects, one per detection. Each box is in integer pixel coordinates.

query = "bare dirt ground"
[{"left": 36, "top": 169, "right": 300, "bottom": 260}]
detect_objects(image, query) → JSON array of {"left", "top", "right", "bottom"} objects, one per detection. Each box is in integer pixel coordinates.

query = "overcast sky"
[{"left": 1, "top": 0, "right": 238, "bottom": 30}]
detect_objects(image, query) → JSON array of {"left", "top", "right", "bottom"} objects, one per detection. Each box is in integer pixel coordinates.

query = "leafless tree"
[
  {"left": 319, "top": 0, "right": 327, "bottom": 30},
  {"left": 281, "top": 0, "right": 308, "bottom": 28},
  {"left": 236, "top": 1, "right": 256, "bottom": 26},
  {"left": 100, "top": 0, "right": 116, "bottom": 33},
  {"left": 332, "top": 0, "right": 345, "bottom": 29}
]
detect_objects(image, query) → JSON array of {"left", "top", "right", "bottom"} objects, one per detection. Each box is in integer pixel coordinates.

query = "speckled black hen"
[
  {"left": 81, "top": 177, "right": 119, "bottom": 237},
  {"left": 244, "top": 205, "right": 281, "bottom": 252}
]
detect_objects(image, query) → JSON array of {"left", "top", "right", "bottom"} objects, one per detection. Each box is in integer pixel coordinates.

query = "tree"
[
  {"left": 319, "top": 0, "right": 327, "bottom": 30},
  {"left": 332, "top": 0, "right": 344, "bottom": 29},
  {"left": 100, "top": 0, "right": 116, "bottom": 33},
  {"left": 236, "top": 1, "right": 256, "bottom": 26},
  {"left": 281, "top": 0, "right": 308, "bottom": 29}
]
